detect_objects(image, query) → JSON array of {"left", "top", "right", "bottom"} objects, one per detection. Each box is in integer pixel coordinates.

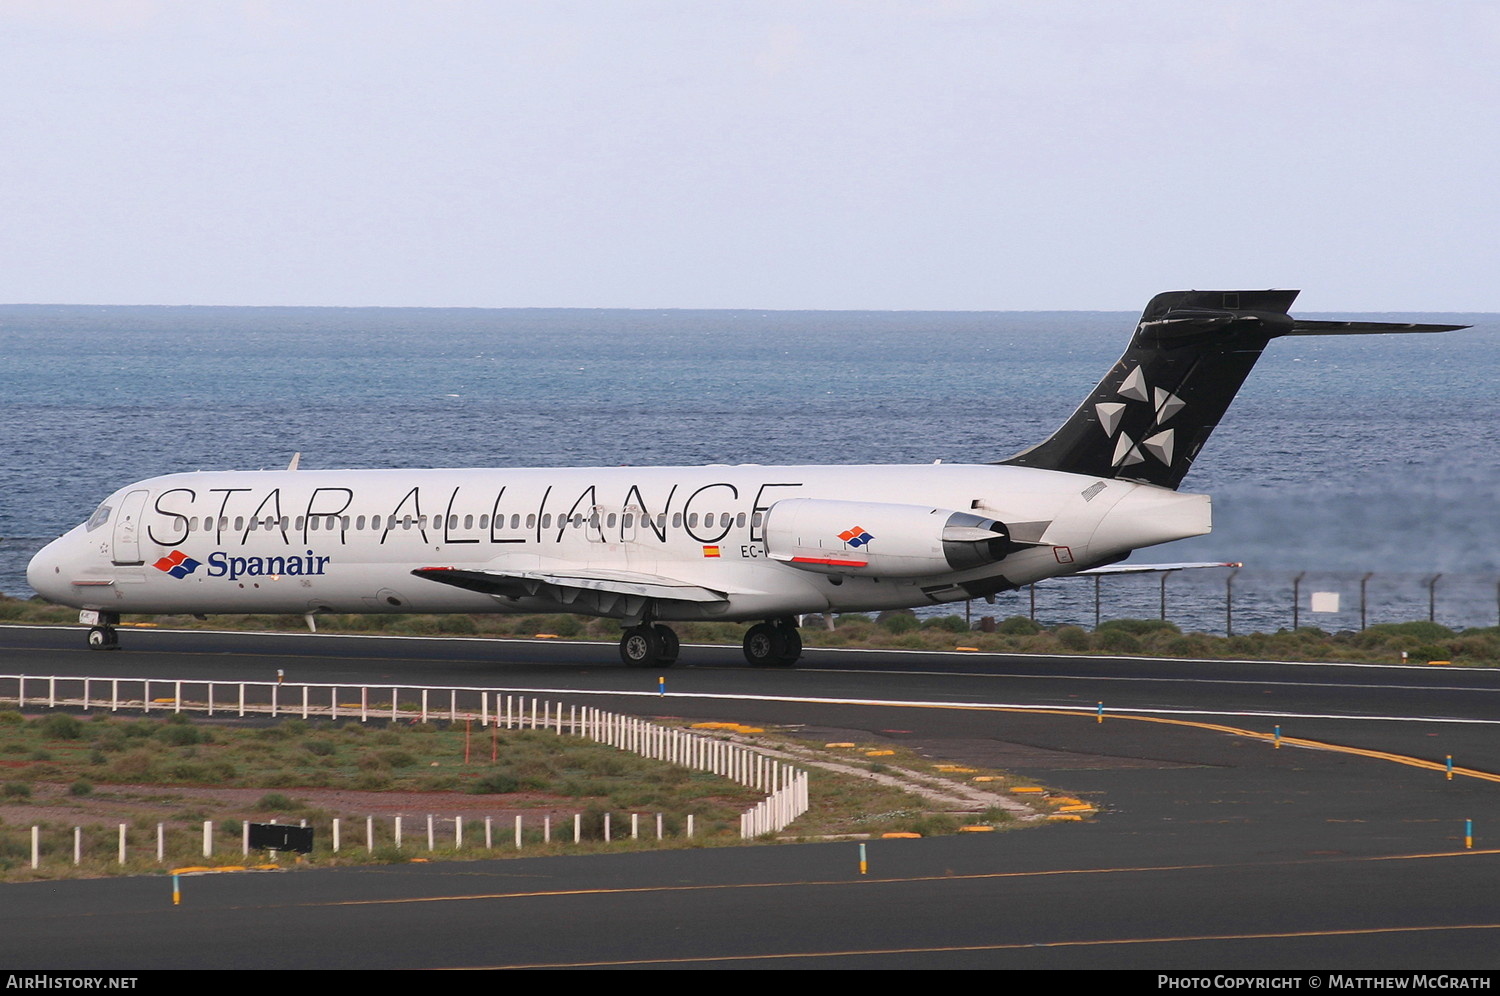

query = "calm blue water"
[{"left": 4, "top": 304, "right": 1496, "bottom": 635}]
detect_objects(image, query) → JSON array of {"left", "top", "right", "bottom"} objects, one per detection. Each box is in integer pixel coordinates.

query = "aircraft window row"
[{"left": 175, "top": 509, "right": 764, "bottom": 535}]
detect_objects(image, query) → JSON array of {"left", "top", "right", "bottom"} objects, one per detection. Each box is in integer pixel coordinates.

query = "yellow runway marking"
[
  {"left": 461, "top": 921, "right": 1500, "bottom": 969},
  {"left": 314, "top": 846, "right": 1500, "bottom": 910}
]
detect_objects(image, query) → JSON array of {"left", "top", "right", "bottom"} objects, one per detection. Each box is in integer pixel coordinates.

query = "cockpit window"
[{"left": 85, "top": 503, "right": 112, "bottom": 532}]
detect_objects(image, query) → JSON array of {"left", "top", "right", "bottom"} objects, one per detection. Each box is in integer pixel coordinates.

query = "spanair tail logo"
[
  {"left": 153, "top": 550, "right": 201, "bottom": 579},
  {"left": 838, "top": 526, "right": 873, "bottom": 548}
]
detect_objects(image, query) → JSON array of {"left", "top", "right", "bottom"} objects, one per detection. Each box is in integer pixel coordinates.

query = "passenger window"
[
  {"left": 479, "top": 515, "right": 489, "bottom": 529},
  {"left": 688, "top": 513, "right": 699, "bottom": 529},
  {"left": 607, "top": 513, "right": 617, "bottom": 528},
  {"left": 672, "top": 513, "right": 682, "bottom": 528},
  {"left": 248, "top": 518, "right": 259, "bottom": 532},
  {"left": 356, "top": 515, "right": 366, "bottom": 530},
  {"left": 623, "top": 514, "right": 633, "bottom": 529},
  {"left": 541, "top": 514, "right": 551, "bottom": 529},
  {"left": 309, "top": 517, "right": 320, "bottom": 531},
  {"left": 463, "top": 515, "right": 473, "bottom": 530},
  {"left": 511, "top": 514, "right": 521, "bottom": 530},
  {"left": 295, "top": 516, "right": 305, "bottom": 531},
  {"left": 526, "top": 514, "right": 536, "bottom": 529},
  {"left": 752, "top": 512, "right": 763, "bottom": 528},
  {"left": 737, "top": 512, "right": 746, "bottom": 527},
  {"left": 657, "top": 514, "right": 667, "bottom": 530}
]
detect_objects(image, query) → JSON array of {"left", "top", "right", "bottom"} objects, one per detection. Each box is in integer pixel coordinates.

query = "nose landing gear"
[
  {"left": 618, "top": 623, "right": 680, "bottom": 668},
  {"left": 86, "top": 613, "right": 121, "bottom": 651},
  {"left": 742, "top": 618, "right": 802, "bottom": 667}
]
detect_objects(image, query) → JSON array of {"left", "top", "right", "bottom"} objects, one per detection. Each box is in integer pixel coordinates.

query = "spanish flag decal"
[{"left": 702, "top": 545, "right": 721, "bottom": 558}]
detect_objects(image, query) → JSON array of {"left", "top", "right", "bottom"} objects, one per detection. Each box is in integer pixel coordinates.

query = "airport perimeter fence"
[
  {"left": 0, "top": 673, "right": 810, "bottom": 871},
  {"left": 934, "top": 568, "right": 1500, "bottom": 637}
]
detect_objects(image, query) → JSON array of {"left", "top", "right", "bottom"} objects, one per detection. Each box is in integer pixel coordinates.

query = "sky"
[{"left": 1, "top": 0, "right": 1496, "bottom": 311}]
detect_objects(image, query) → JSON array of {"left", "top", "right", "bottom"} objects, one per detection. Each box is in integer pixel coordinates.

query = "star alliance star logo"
[{"left": 1095, "top": 365, "right": 1185, "bottom": 468}]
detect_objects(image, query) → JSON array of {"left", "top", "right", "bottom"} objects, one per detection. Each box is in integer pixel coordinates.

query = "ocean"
[{"left": 4, "top": 303, "right": 1496, "bottom": 636}]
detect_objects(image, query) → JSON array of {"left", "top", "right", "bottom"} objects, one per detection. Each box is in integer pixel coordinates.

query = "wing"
[{"left": 412, "top": 565, "right": 729, "bottom": 618}]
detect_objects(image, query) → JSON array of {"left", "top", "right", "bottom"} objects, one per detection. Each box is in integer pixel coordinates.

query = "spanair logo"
[
  {"left": 838, "top": 525, "right": 873, "bottom": 548},
  {"left": 153, "top": 550, "right": 201, "bottom": 579}
]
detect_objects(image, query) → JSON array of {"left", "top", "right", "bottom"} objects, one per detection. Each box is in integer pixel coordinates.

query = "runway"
[{"left": 3, "top": 625, "right": 1499, "bottom": 969}]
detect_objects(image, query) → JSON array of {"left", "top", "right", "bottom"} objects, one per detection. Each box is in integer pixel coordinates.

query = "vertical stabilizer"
[{"left": 1001, "top": 290, "right": 1465, "bottom": 490}]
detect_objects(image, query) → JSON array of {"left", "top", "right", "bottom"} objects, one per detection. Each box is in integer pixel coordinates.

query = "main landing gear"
[
  {"left": 618, "top": 623, "right": 681, "bottom": 668},
  {"left": 742, "top": 618, "right": 802, "bottom": 668}
]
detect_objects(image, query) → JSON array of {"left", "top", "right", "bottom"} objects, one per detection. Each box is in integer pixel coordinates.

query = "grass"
[
  {"left": 0, "top": 710, "right": 1052, "bottom": 881},
  {"left": 3, "top": 592, "right": 1497, "bottom": 666}
]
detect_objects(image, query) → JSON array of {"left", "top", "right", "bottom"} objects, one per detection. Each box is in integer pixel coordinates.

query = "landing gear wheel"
[
  {"left": 743, "top": 621, "right": 800, "bottom": 667},
  {"left": 653, "top": 624, "right": 680, "bottom": 663},
  {"left": 620, "top": 625, "right": 676, "bottom": 668},
  {"left": 86, "top": 626, "right": 119, "bottom": 651}
]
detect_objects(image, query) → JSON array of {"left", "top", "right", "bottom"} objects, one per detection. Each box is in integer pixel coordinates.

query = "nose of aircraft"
[{"left": 27, "top": 530, "right": 81, "bottom": 604}]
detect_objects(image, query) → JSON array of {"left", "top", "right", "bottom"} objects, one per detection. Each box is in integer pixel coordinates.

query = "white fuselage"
[{"left": 27, "top": 463, "right": 1210, "bottom": 621}]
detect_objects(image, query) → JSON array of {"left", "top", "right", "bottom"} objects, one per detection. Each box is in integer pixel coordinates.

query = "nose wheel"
[
  {"left": 87, "top": 626, "right": 119, "bottom": 651},
  {"left": 619, "top": 624, "right": 680, "bottom": 668},
  {"left": 742, "top": 619, "right": 802, "bottom": 667}
]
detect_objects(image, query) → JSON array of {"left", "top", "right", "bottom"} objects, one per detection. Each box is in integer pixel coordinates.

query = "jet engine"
[{"left": 762, "top": 498, "right": 1022, "bottom": 577}]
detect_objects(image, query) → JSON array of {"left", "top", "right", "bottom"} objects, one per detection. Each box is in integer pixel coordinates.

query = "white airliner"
[{"left": 26, "top": 290, "right": 1464, "bottom": 667}]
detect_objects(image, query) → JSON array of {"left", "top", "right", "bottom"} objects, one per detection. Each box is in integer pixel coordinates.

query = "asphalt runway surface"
[{"left": 3, "top": 625, "right": 1500, "bottom": 970}]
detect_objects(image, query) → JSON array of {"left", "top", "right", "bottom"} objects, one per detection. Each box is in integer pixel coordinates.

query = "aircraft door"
[{"left": 112, "top": 489, "right": 150, "bottom": 565}]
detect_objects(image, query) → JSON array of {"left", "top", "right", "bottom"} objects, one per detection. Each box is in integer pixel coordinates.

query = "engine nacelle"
[{"left": 762, "top": 498, "right": 1020, "bottom": 577}]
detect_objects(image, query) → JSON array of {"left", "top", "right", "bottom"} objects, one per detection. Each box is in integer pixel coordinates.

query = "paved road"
[{"left": 3, "top": 625, "right": 1499, "bottom": 969}]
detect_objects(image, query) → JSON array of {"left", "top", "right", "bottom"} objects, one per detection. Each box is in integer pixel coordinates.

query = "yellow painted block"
[
  {"left": 534, "top": 633, "right": 558, "bottom": 639},
  {"left": 733, "top": 727, "right": 765, "bottom": 734},
  {"left": 959, "top": 825, "right": 996, "bottom": 833},
  {"left": 152, "top": 698, "right": 177, "bottom": 704},
  {"left": 1010, "top": 786, "right": 1045, "bottom": 794},
  {"left": 1047, "top": 814, "right": 1083, "bottom": 821},
  {"left": 1427, "top": 660, "right": 1451, "bottom": 666},
  {"left": 1059, "top": 804, "right": 1095, "bottom": 813},
  {"left": 955, "top": 646, "right": 980, "bottom": 652},
  {"left": 972, "top": 776, "right": 996, "bottom": 782},
  {"left": 1051, "top": 796, "right": 1084, "bottom": 807},
  {"left": 865, "top": 750, "right": 895, "bottom": 757},
  {"left": 692, "top": 723, "right": 735, "bottom": 730},
  {"left": 825, "top": 742, "right": 857, "bottom": 748},
  {"left": 882, "top": 832, "right": 922, "bottom": 839}
]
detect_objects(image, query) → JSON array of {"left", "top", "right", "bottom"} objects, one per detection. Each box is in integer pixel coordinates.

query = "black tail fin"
[{"left": 1001, "top": 289, "right": 1466, "bottom": 490}]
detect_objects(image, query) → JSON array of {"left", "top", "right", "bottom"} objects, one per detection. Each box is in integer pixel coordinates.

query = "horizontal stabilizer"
[
  {"left": 1076, "top": 561, "right": 1241, "bottom": 575},
  {"left": 1284, "top": 319, "right": 1469, "bottom": 336}
]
